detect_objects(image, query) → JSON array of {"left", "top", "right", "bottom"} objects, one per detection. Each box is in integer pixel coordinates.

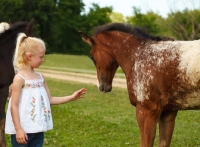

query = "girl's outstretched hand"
[{"left": 72, "top": 88, "right": 86, "bottom": 101}]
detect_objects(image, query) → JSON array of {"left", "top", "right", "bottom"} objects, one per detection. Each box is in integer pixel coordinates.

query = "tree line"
[{"left": 1, "top": 0, "right": 200, "bottom": 55}]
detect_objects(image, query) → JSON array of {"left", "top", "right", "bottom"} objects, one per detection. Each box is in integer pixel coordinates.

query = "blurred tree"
[
  {"left": 0, "top": 0, "right": 24, "bottom": 22},
  {"left": 79, "top": 3, "right": 112, "bottom": 35},
  {"left": 110, "top": 12, "right": 125, "bottom": 23},
  {"left": 49, "top": 0, "right": 85, "bottom": 54},
  {"left": 166, "top": 9, "right": 200, "bottom": 40},
  {"left": 76, "top": 3, "right": 113, "bottom": 55},
  {"left": 126, "top": 7, "right": 165, "bottom": 36},
  {"left": 0, "top": 0, "right": 87, "bottom": 54},
  {"left": 1, "top": 0, "right": 200, "bottom": 54},
  {"left": 0, "top": 0, "right": 55, "bottom": 37}
]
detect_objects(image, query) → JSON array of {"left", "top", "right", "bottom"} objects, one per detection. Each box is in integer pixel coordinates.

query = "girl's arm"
[
  {"left": 43, "top": 75, "right": 86, "bottom": 105},
  {"left": 11, "top": 75, "right": 28, "bottom": 144}
]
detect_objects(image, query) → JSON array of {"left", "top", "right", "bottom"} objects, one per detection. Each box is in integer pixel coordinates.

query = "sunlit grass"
[
  {"left": 6, "top": 78, "right": 200, "bottom": 147},
  {"left": 41, "top": 54, "right": 124, "bottom": 74},
  {"left": 42, "top": 54, "right": 95, "bottom": 71}
]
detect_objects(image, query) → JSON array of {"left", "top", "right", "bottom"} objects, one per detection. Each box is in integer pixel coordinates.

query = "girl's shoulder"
[
  {"left": 15, "top": 73, "right": 26, "bottom": 80},
  {"left": 12, "top": 74, "right": 25, "bottom": 88},
  {"left": 15, "top": 70, "right": 44, "bottom": 81},
  {"left": 13, "top": 73, "right": 26, "bottom": 82}
]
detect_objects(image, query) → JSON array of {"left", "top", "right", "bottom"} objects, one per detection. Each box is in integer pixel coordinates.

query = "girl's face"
[{"left": 28, "top": 45, "right": 46, "bottom": 68}]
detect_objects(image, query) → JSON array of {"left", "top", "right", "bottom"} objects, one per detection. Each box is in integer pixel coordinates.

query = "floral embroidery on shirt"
[
  {"left": 41, "top": 96, "right": 51, "bottom": 122},
  {"left": 30, "top": 97, "right": 37, "bottom": 122},
  {"left": 25, "top": 81, "right": 43, "bottom": 89}
]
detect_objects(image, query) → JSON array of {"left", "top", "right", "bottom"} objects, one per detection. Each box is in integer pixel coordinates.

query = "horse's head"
[
  {"left": 79, "top": 31, "right": 119, "bottom": 92},
  {"left": 10, "top": 18, "right": 35, "bottom": 36},
  {"left": 0, "top": 18, "right": 35, "bottom": 60}
]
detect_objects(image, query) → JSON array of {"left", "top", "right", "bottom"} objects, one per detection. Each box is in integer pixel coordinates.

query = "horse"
[
  {"left": 0, "top": 19, "right": 35, "bottom": 147},
  {"left": 78, "top": 23, "right": 200, "bottom": 147}
]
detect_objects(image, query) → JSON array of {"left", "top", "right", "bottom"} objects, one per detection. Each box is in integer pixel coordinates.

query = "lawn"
[
  {"left": 6, "top": 77, "right": 200, "bottom": 147},
  {"left": 5, "top": 54, "right": 200, "bottom": 146},
  {"left": 40, "top": 54, "right": 124, "bottom": 74},
  {"left": 41, "top": 54, "right": 95, "bottom": 73}
]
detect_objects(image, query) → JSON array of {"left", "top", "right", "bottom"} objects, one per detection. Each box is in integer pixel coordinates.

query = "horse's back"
[{"left": 133, "top": 40, "right": 200, "bottom": 110}]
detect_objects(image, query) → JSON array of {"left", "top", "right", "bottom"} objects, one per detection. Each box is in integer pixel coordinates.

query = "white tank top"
[{"left": 5, "top": 73, "right": 53, "bottom": 134}]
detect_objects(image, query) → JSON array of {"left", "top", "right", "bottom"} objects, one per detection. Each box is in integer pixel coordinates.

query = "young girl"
[{"left": 5, "top": 33, "right": 86, "bottom": 147}]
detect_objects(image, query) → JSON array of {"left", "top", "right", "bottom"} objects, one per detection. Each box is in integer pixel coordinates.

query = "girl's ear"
[{"left": 27, "top": 53, "right": 32, "bottom": 60}]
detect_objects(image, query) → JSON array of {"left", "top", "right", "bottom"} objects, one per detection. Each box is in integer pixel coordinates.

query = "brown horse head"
[{"left": 79, "top": 31, "right": 119, "bottom": 92}]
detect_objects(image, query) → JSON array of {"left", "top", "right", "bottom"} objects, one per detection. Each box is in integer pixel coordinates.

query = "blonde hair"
[{"left": 13, "top": 33, "right": 45, "bottom": 69}]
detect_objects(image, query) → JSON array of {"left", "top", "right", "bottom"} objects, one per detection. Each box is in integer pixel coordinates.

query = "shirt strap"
[
  {"left": 37, "top": 72, "right": 43, "bottom": 80},
  {"left": 16, "top": 74, "right": 26, "bottom": 80}
]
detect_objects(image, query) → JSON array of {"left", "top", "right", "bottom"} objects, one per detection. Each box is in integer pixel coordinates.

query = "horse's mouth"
[
  {"left": 97, "top": 79, "right": 112, "bottom": 92},
  {"left": 98, "top": 84, "right": 112, "bottom": 92}
]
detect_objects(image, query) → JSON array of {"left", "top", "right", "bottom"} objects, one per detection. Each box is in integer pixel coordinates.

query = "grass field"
[
  {"left": 5, "top": 54, "right": 200, "bottom": 147},
  {"left": 40, "top": 54, "right": 95, "bottom": 73},
  {"left": 6, "top": 78, "right": 200, "bottom": 147},
  {"left": 40, "top": 54, "right": 124, "bottom": 74}
]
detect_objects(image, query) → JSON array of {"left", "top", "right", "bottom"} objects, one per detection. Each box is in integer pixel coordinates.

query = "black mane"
[{"left": 93, "top": 23, "right": 174, "bottom": 41}]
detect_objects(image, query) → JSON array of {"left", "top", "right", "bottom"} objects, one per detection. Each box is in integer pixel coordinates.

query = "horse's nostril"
[
  {"left": 105, "top": 86, "right": 112, "bottom": 92},
  {"left": 99, "top": 84, "right": 112, "bottom": 92}
]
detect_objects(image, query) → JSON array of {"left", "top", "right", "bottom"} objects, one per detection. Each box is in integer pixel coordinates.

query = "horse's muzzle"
[{"left": 99, "top": 84, "right": 112, "bottom": 92}]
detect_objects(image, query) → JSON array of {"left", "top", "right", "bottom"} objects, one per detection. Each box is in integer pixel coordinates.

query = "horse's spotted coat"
[{"left": 133, "top": 40, "right": 200, "bottom": 109}]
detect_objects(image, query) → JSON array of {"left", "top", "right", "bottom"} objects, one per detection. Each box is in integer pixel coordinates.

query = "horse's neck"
[
  {"left": 0, "top": 33, "right": 17, "bottom": 60},
  {"left": 113, "top": 48, "right": 135, "bottom": 77}
]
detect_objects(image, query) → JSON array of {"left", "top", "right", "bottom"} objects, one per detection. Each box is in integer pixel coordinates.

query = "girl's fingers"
[{"left": 25, "top": 133, "right": 28, "bottom": 141}]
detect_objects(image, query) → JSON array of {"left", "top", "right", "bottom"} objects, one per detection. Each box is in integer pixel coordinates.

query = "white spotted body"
[{"left": 132, "top": 40, "right": 200, "bottom": 109}]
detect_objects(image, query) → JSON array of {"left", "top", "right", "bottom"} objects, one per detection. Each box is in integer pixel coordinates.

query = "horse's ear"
[
  {"left": 28, "top": 18, "right": 35, "bottom": 28},
  {"left": 78, "top": 31, "right": 94, "bottom": 46},
  {"left": 9, "top": 19, "right": 12, "bottom": 24},
  {"left": 26, "top": 18, "right": 35, "bottom": 36}
]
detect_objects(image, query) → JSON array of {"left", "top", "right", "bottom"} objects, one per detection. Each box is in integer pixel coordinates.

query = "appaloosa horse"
[
  {"left": 0, "top": 19, "right": 34, "bottom": 147},
  {"left": 79, "top": 23, "right": 200, "bottom": 147}
]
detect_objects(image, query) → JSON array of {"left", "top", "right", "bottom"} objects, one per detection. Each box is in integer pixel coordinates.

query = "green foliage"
[
  {"left": 0, "top": 0, "right": 56, "bottom": 37},
  {"left": 126, "top": 7, "right": 165, "bottom": 36},
  {"left": 1, "top": 1, "right": 200, "bottom": 55},
  {"left": 79, "top": 3, "right": 112, "bottom": 35},
  {"left": 49, "top": 0, "right": 86, "bottom": 54},
  {"left": 110, "top": 12, "right": 125, "bottom": 23},
  {"left": 0, "top": 0, "right": 90, "bottom": 55},
  {"left": 166, "top": 9, "right": 200, "bottom": 40}
]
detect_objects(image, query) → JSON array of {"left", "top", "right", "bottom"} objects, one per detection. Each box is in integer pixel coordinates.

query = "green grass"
[
  {"left": 6, "top": 78, "right": 200, "bottom": 147},
  {"left": 41, "top": 54, "right": 124, "bottom": 74},
  {"left": 41, "top": 54, "right": 95, "bottom": 73}
]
